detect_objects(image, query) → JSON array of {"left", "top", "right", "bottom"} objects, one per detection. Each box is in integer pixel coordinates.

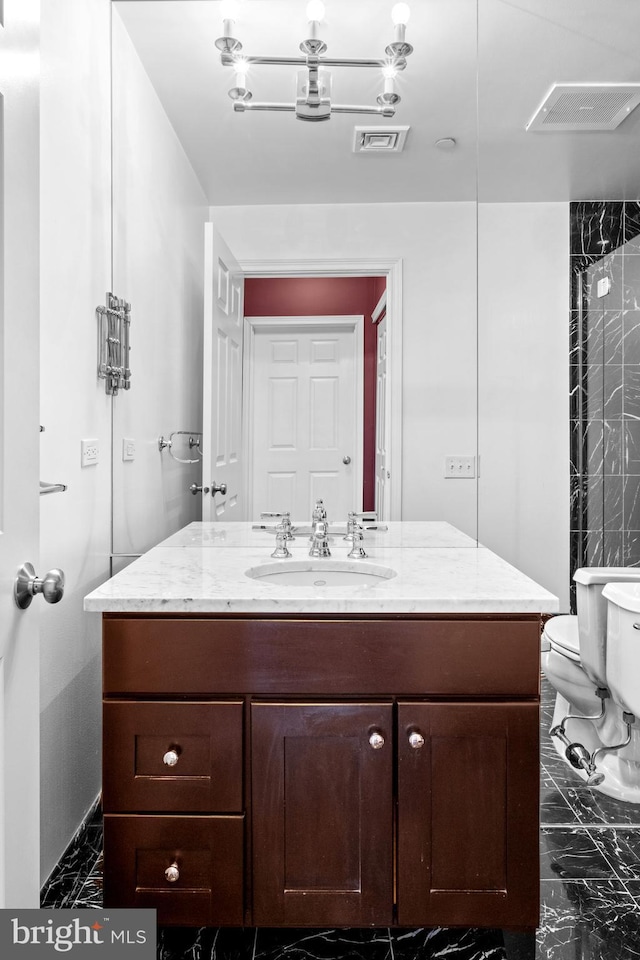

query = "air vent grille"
[
  {"left": 353, "top": 125, "right": 409, "bottom": 152},
  {"left": 527, "top": 83, "right": 640, "bottom": 132}
]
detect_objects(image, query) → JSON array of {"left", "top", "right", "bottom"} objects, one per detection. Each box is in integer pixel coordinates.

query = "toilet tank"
[
  {"left": 601, "top": 581, "right": 640, "bottom": 716},
  {"left": 574, "top": 567, "right": 640, "bottom": 686}
]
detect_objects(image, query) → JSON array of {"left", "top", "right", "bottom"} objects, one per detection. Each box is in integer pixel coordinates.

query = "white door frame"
[
  {"left": 243, "top": 315, "right": 364, "bottom": 521},
  {"left": 238, "top": 258, "right": 403, "bottom": 520}
]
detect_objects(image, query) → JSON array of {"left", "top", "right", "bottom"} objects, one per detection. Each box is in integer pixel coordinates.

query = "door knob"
[
  {"left": 211, "top": 481, "right": 227, "bottom": 495},
  {"left": 189, "top": 483, "right": 210, "bottom": 495},
  {"left": 163, "top": 749, "right": 180, "bottom": 767},
  {"left": 342, "top": 456, "right": 351, "bottom": 465},
  {"left": 14, "top": 562, "right": 65, "bottom": 610},
  {"left": 164, "top": 862, "right": 180, "bottom": 883},
  {"left": 369, "top": 731, "right": 385, "bottom": 750},
  {"left": 408, "top": 731, "right": 425, "bottom": 750}
]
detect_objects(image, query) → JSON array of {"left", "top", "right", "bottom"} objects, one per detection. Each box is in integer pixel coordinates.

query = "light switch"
[{"left": 444, "top": 456, "right": 476, "bottom": 478}]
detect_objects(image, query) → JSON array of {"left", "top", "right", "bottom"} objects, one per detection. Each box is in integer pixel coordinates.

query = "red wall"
[{"left": 244, "top": 277, "right": 385, "bottom": 512}]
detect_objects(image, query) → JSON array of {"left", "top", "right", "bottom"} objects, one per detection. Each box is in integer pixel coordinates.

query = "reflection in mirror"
[
  {"left": 110, "top": 0, "right": 479, "bottom": 564},
  {"left": 478, "top": 0, "right": 640, "bottom": 611}
]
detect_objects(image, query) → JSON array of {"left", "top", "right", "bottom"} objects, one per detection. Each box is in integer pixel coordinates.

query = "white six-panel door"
[
  {"left": 0, "top": 0, "right": 41, "bottom": 907},
  {"left": 202, "top": 223, "right": 245, "bottom": 521},
  {"left": 246, "top": 317, "right": 363, "bottom": 522}
]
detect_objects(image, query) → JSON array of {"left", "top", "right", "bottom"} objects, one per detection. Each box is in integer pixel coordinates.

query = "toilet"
[
  {"left": 602, "top": 580, "right": 640, "bottom": 721},
  {"left": 542, "top": 567, "right": 640, "bottom": 802}
]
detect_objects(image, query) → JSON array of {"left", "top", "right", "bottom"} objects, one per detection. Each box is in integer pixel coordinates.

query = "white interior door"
[
  {"left": 202, "top": 223, "right": 245, "bottom": 521},
  {"left": 375, "top": 312, "right": 390, "bottom": 521},
  {"left": 0, "top": 0, "right": 41, "bottom": 907},
  {"left": 247, "top": 317, "right": 363, "bottom": 522}
]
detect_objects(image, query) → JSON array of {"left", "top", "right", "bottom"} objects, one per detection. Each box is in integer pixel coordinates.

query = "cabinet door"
[
  {"left": 252, "top": 702, "right": 393, "bottom": 926},
  {"left": 397, "top": 701, "right": 539, "bottom": 929}
]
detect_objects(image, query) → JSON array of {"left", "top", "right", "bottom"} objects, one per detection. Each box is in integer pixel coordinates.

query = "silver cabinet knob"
[
  {"left": 409, "top": 731, "right": 425, "bottom": 750},
  {"left": 211, "top": 481, "right": 227, "bottom": 496},
  {"left": 369, "top": 731, "right": 385, "bottom": 750},
  {"left": 14, "top": 562, "right": 65, "bottom": 610},
  {"left": 165, "top": 862, "right": 180, "bottom": 883},
  {"left": 163, "top": 749, "right": 180, "bottom": 767},
  {"left": 343, "top": 455, "right": 351, "bottom": 465},
  {"left": 189, "top": 483, "right": 210, "bottom": 495}
]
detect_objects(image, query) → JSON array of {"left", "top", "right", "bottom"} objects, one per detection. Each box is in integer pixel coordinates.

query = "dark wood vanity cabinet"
[{"left": 102, "top": 614, "right": 541, "bottom": 930}]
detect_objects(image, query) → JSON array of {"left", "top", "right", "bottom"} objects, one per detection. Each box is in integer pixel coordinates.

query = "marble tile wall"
[{"left": 571, "top": 202, "right": 640, "bottom": 600}]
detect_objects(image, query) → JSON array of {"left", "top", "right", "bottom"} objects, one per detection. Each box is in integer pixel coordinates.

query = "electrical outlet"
[
  {"left": 81, "top": 439, "right": 99, "bottom": 467},
  {"left": 444, "top": 456, "right": 475, "bottom": 478},
  {"left": 122, "top": 437, "right": 136, "bottom": 461}
]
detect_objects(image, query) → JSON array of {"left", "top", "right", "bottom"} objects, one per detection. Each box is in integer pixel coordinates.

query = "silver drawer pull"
[
  {"left": 369, "top": 731, "right": 385, "bottom": 750},
  {"left": 408, "top": 731, "right": 425, "bottom": 749},
  {"left": 163, "top": 749, "right": 180, "bottom": 767},
  {"left": 165, "top": 862, "right": 180, "bottom": 883}
]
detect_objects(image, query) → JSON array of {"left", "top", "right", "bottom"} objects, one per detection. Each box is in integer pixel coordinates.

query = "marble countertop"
[{"left": 85, "top": 521, "right": 559, "bottom": 614}]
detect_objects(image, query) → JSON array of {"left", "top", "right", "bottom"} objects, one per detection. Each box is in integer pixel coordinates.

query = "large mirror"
[
  {"left": 110, "top": 0, "right": 480, "bottom": 564},
  {"left": 477, "top": 0, "right": 640, "bottom": 611}
]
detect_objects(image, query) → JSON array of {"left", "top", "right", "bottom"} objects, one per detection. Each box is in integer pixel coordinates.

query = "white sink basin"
[{"left": 245, "top": 559, "right": 397, "bottom": 587}]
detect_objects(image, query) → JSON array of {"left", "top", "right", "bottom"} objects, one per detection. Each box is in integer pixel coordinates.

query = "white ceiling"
[{"left": 114, "top": 0, "right": 640, "bottom": 204}]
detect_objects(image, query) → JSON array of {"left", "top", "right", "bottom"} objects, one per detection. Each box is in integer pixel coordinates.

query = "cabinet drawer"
[
  {"left": 103, "top": 814, "right": 244, "bottom": 926},
  {"left": 103, "top": 616, "right": 541, "bottom": 696},
  {"left": 103, "top": 701, "right": 243, "bottom": 813}
]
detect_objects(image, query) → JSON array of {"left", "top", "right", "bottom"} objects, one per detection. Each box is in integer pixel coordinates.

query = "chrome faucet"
[
  {"left": 344, "top": 512, "right": 368, "bottom": 558},
  {"left": 309, "top": 520, "right": 331, "bottom": 558},
  {"left": 310, "top": 499, "right": 327, "bottom": 538}
]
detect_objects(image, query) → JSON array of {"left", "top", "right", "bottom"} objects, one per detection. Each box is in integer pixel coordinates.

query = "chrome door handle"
[
  {"left": 343, "top": 455, "right": 351, "bottom": 465},
  {"left": 14, "top": 562, "right": 65, "bottom": 609},
  {"left": 211, "top": 481, "right": 227, "bottom": 495},
  {"left": 189, "top": 483, "right": 210, "bottom": 495}
]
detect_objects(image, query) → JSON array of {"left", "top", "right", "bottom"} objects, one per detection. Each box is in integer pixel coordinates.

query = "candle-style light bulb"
[
  {"left": 220, "top": 0, "right": 241, "bottom": 21},
  {"left": 391, "top": 3, "right": 411, "bottom": 25},
  {"left": 220, "top": 0, "right": 241, "bottom": 39},
  {"left": 306, "top": 0, "right": 326, "bottom": 22},
  {"left": 382, "top": 63, "right": 397, "bottom": 95}
]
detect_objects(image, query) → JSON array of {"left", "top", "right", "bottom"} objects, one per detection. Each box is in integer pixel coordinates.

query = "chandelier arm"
[
  {"left": 331, "top": 104, "right": 396, "bottom": 116},
  {"left": 233, "top": 101, "right": 395, "bottom": 118},
  {"left": 220, "top": 53, "right": 392, "bottom": 70},
  {"left": 233, "top": 101, "right": 296, "bottom": 112}
]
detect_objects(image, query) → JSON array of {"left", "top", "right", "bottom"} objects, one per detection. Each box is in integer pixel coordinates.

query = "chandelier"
[{"left": 215, "top": 1, "right": 413, "bottom": 122}]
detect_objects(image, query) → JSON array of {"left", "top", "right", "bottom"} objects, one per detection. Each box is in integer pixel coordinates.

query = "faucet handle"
[
  {"left": 271, "top": 530, "right": 292, "bottom": 559},
  {"left": 347, "top": 528, "right": 368, "bottom": 559},
  {"left": 312, "top": 499, "right": 327, "bottom": 521}
]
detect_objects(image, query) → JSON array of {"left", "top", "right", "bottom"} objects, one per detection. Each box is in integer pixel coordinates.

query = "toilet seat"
[{"left": 543, "top": 614, "right": 580, "bottom": 661}]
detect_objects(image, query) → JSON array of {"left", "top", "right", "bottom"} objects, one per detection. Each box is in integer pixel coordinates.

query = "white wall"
[
  {"left": 39, "top": 0, "right": 209, "bottom": 886},
  {"left": 478, "top": 202, "right": 570, "bottom": 610},
  {"left": 111, "top": 10, "right": 208, "bottom": 558},
  {"left": 211, "top": 202, "right": 480, "bottom": 539},
  {"left": 39, "top": 0, "right": 112, "bottom": 884}
]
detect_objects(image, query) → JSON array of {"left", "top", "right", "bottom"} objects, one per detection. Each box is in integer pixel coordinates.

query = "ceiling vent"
[
  {"left": 353, "top": 125, "right": 410, "bottom": 153},
  {"left": 526, "top": 83, "right": 640, "bottom": 132}
]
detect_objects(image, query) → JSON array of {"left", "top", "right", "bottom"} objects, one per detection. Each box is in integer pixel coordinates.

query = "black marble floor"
[{"left": 41, "top": 679, "right": 640, "bottom": 960}]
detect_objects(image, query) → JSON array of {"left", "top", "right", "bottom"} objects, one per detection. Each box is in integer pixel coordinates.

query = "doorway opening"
[
  {"left": 236, "top": 257, "right": 402, "bottom": 522},
  {"left": 244, "top": 276, "right": 385, "bottom": 521}
]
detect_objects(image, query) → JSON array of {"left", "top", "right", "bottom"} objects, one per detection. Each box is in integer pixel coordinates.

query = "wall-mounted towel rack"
[
  {"left": 96, "top": 292, "right": 131, "bottom": 395},
  {"left": 158, "top": 430, "right": 203, "bottom": 464}
]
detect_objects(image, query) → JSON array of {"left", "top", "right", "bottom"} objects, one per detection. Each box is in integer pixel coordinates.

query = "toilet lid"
[{"left": 543, "top": 615, "right": 580, "bottom": 660}]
